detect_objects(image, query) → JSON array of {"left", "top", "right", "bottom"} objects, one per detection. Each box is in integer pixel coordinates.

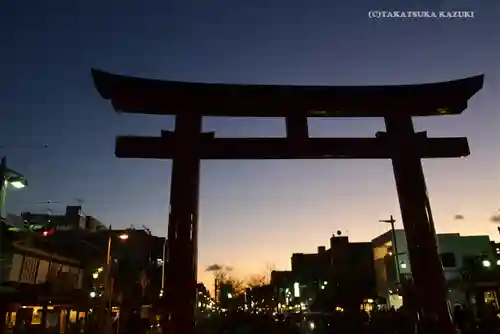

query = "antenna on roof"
[
  {"left": 75, "top": 198, "right": 86, "bottom": 215},
  {"left": 141, "top": 225, "right": 152, "bottom": 235}
]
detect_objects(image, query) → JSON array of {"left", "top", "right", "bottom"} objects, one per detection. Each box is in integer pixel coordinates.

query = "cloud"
[
  {"left": 205, "top": 264, "right": 223, "bottom": 272},
  {"left": 490, "top": 211, "right": 500, "bottom": 223},
  {"left": 205, "top": 264, "right": 233, "bottom": 272},
  {"left": 454, "top": 214, "right": 465, "bottom": 220}
]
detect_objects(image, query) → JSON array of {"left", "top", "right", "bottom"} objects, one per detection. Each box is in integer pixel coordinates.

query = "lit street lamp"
[
  {"left": 482, "top": 260, "right": 491, "bottom": 268},
  {"left": 105, "top": 229, "right": 129, "bottom": 302},
  {"left": 0, "top": 145, "right": 46, "bottom": 219},
  {"left": 102, "top": 227, "right": 129, "bottom": 331},
  {"left": 0, "top": 156, "right": 28, "bottom": 218}
]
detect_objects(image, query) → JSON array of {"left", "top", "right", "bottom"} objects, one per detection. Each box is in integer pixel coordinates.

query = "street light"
[
  {"left": 0, "top": 157, "right": 28, "bottom": 218},
  {"left": 103, "top": 228, "right": 129, "bottom": 328},
  {"left": 0, "top": 157, "right": 27, "bottom": 288},
  {"left": 9, "top": 180, "right": 26, "bottom": 189}
]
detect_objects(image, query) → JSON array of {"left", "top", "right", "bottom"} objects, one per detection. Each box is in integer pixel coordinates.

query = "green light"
[{"left": 309, "top": 110, "right": 328, "bottom": 116}]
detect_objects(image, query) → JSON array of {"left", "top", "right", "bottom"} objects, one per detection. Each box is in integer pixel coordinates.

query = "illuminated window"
[
  {"left": 70, "top": 311, "right": 78, "bottom": 322},
  {"left": 31, "top": 308, "right": 42, "bottom": 325}
]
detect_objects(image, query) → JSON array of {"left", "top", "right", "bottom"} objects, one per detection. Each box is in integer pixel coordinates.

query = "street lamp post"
[
  {"left": 0, "top": 157, "right": 28, "bottom": 218},
  {"left": 0, "top": 157, "right": 27, "bottom": 286},
  {"left": 161, "top": 234, "right": 168, "bottom": 298},
  {"left": 103, "top": 227, "right": 129, "bottom": 331},
  {"left": 0, "top": 157, "right": 27, "bottom": 334},
  {"left": 0, "top": 145, "right": 45, "bottom": 218},
  {"left": 139, "top": 225, "right": 153, "bottom": 293}
]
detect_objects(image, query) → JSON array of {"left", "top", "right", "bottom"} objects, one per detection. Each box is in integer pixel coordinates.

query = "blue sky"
[{"left": 1, "top": 0, "right": 499, "bottom": 286}]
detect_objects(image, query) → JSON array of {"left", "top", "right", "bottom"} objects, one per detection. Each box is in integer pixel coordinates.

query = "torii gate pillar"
[
  {"left": 385, "top": 115, "right": 453, "bottom": 332},
  {"left": 162, "top": 113, "right": 202, "bottom": 334}
]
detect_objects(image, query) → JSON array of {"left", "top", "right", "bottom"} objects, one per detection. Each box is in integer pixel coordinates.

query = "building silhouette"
[
  {"left": 372, "top": 230, "right": 498, "bottom": 309},
  {"left": 5, "top": 206, "right": 107, "bottom": 232},
  {"left": 272, "top": 233, "right": 377, "bottom": 311}
]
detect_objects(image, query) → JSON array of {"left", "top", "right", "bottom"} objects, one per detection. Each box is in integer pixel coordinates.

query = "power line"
[{"left": 0, "top": 144, "right": 49, "bottom": 150}]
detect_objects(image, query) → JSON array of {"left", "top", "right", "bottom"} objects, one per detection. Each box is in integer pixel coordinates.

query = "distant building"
[
  {"left": 272, "top": 234, "right": 377, "bottom": 312},
  {"left": 219, "top": 283, "right": 234, "bottom": 309},
  {"left": 9, "top": 205, "right": 106, "bottom": 232},
  {"left": 196, "top": 283, "right": 213, "bottom": 312},
  {"left": 37, "top": 227, "right": 165, "bottom": 310},
  {"left": 270, "top": 270, "right": 294, "bottom": 290},
  {"left": 492, "top": 241, "right": 500, "bottom": 259},
  {"left": 291, "top": 245, "right": 331, "bottom": 282},
  {"left": 94, "top": 229, "right": 165, "bottom": 307},
  {"left": 372, "top": 230, "right": 497, "bottom": 308},
  {"left": 247, "top": 284, "right": 275, "bottom": 310}
]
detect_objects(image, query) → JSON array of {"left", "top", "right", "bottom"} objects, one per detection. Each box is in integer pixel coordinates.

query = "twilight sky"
[{"left": 0, "top": 0, "right": 499, "bottom": 287}]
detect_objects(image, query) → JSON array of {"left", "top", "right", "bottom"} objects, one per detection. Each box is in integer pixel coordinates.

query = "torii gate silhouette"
[{"left": 91, "top": 69, "right": 483, "bottom": 334}]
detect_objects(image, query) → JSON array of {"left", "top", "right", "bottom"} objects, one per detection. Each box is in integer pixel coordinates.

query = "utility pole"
[
  {"left": 161, "top": 237, "right": 167, "bottom": 297},
  {"left": 380, "top": 215, "right": 401, "bottom": 285}
]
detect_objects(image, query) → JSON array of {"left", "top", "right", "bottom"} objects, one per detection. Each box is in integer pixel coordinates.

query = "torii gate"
[{"left": 91, "top": 69, "right": 483, "bottom": 334}]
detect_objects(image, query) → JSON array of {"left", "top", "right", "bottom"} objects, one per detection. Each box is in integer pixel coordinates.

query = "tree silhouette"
[
  {"left": 247, "top": 274, "right": 266, "bottom": 287},
  {"left": 246, "top": 263, "right": 276, "bottom": 287}
]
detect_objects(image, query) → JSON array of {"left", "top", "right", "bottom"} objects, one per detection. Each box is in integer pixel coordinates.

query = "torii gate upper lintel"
[{"left": 91, "top": 68, "right": 484, "bottom": 334}]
